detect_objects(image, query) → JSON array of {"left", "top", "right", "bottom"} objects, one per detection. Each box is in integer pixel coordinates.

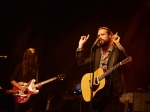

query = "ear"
[{"left": 109, "top": 35, "right": 113, "bottom": 44}]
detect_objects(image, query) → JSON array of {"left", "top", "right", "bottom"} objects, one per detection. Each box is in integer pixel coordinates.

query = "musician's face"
[{"left": 97, "top": 29, "right": 111, "bottom": 47}]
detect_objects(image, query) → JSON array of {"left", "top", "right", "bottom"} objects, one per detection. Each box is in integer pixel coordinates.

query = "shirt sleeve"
[
  {"left": 10, "top": 64, "right": 21, "bottom": 81},
  {"left": 76, "top": 49, "right": 93, "bottom": 66}
]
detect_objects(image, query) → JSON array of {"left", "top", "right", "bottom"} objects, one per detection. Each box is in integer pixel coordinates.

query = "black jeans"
[
  {"left": 14, "top": 96, "right": 37, "bottom": 112},
  {"left": 92, "top": 94, "right": 119, "bottom": 112}
]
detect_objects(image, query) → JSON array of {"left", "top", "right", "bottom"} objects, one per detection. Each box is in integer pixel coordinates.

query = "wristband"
[{"left": 76, "top": 48, "right": 83, "bottom": 52}]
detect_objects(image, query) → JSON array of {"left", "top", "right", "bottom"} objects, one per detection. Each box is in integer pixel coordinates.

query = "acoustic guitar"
[{"left": 81, "top": 56, "right": 132, "bottom": 102}]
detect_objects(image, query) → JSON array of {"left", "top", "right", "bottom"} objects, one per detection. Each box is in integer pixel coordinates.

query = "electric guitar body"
[{"left": 7, "top": 74, "right": 66, "bottom": 103}]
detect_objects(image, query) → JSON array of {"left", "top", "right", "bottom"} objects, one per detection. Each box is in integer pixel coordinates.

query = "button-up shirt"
[{"left": 99, "top": 45, "right": 113, "bottom": 70}]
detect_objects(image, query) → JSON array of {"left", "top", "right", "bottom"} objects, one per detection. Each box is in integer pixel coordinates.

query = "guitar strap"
[
  {"left": 111, "top": 49, "right": 116, "bottom": 67},
  {"left": 36, "top": 70, "right": 38, "bottom": 83},
  {"left": 36, "top": 65, "right": 39, "bottom": 83},
  {"left": 108, "top": 48, "right": 116, "bottom": 78}
]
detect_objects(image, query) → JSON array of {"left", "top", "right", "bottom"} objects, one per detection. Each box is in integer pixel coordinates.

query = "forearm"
[
  {"left": 10, "top": 80, "right": 22, "bottom": 89},
  {"left": 113, "top": 33, "right": 128, "bottom": 57},
  {"left": 115, "top": 43, "right": 128, "bottom": 57},
  {"left": 76, "top": 49, "right": 84, "bottom": 66},
  {"left": 76, "top": 49, "right": 92, "bottom": 66}
]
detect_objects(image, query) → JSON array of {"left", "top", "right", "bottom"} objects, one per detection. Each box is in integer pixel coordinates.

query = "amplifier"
[{"left": 133, "top": 93, "right": 150, "bottom": 112}]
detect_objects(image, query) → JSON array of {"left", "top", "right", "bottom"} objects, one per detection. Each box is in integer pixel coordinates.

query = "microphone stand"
[
  {"left": 45, "top": 94, "right": 53, "bottom": 112},
  {"left": 89, "top": 45, "right": 96, "bottom": 112}
]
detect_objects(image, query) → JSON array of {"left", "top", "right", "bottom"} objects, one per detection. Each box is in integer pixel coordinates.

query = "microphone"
[
  {"left": 0, "top": 55, "right": 7, "bottom": 59},
  {"left": 92, "top": 38, "right": 100, "bottom": 48}
]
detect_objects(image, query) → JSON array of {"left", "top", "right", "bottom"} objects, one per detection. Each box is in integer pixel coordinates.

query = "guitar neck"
[
  {"left": 34, "top": 77, "right": 57, "bottom": 88},
  {"left": 98, "top": 63, "right": 121, "bottom": 81}
]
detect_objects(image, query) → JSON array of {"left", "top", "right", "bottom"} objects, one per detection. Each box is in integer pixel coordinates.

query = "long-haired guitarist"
[
  {"left": 76, "top": 27, "right": 128, "bottom": 112},
  {"left": 10, "top": 48, "right": 41, "bottom": 112}
]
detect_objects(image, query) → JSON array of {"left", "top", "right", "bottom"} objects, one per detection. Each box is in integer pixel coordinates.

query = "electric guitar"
[
  {"left": 81, "top": 56, "right": 132, "bottom": 102},
  {"left": 6, "top": 74, "right": 66, "bottom": 103}
]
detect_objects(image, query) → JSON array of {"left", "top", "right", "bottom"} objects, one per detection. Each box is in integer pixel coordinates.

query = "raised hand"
[
  {"left": 112, "top": 32, "right": 120, "bottom": 45},
  {"left": 78, "top": 34, "right": 90, "bottom": 48}
]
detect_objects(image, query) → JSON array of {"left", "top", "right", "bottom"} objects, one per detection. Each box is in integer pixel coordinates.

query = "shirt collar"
[{"left": 108, "top": 45, "right": 113, "bottom": 52}]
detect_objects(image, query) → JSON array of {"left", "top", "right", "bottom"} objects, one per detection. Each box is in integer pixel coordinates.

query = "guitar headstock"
[
  {"left": 57, "top": 74, "right": 66, "bottom": 81},
  {"left": 120, "top": 56, "right": 132, "bottom": 66}
]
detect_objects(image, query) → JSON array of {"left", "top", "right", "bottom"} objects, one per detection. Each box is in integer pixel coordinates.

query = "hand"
[
  {"left": 78, "top": 34, "right": 90, "bottom": 48},
  {"left": 37, "top": 84, "right": 42, "bottom": 89},
  {"left": 18, "top": 82, "right": 27, "bottom": 93},
  {"left": 112, "top": 32, "right": 120, "bottom": 45},
  {"left": 19, "top": 86, "right": 27, "bottom": 93}
]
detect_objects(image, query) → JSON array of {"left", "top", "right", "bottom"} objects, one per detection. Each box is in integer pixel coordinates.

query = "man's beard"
[{"left": 98, "top": 39, "right": 109, "bottom": 47}]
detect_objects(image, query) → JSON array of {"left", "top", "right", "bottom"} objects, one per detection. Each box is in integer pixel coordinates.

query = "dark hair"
[
  {"left": 98, "top": 27, "right": 113, "bottom": 36},
  {"left": 22, "top": 48, "right": 38, "bottom": 76}
]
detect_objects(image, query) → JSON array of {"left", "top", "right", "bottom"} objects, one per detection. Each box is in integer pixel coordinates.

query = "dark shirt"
[{"left": 10, "top": 63, "right": 37, "bottom": 83}]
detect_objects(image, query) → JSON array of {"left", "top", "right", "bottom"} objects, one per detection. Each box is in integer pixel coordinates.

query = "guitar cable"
[{"left": 79, "top": 96, "right": 83, "bottom": 112}]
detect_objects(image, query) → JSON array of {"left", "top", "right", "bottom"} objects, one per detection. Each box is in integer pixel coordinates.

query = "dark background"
[{"left": 0, "top": 0, "right": 150, "bottom": 111}]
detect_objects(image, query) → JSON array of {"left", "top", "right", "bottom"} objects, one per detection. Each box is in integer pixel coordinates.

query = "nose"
[
  {"left": 97, "top": 35, "right": 101, "bottom": 40},
  {"left": 97, "top": 35, "right": 100, "bottom": 38}
]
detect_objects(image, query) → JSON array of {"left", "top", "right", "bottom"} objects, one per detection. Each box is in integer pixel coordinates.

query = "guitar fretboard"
[
  {"left": 33, "top": 77, "right": 57, "bottom": 88},
  {"left": 98, "top": 63, "right": 121, "bottom": 81}
]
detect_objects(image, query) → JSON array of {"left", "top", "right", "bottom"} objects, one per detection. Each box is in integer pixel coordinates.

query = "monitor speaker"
[{"left": 133, "top": 93, "right": 150, "bottom": 112}]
